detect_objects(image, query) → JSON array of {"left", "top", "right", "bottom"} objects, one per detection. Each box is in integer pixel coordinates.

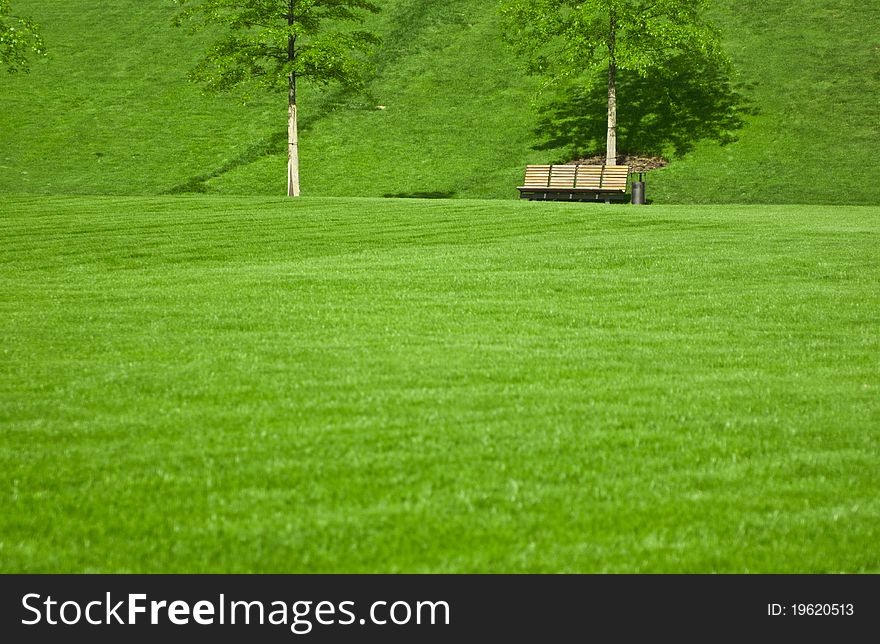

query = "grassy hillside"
[
  {"left": 2, "top": 196, "right": 879, "bottom": 572},
  {"left": 0, "top": 0, "right": 877, "bottom": 203}
]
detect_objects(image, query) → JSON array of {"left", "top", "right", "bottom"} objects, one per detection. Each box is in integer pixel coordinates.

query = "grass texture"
[
  {"left": 0, "top": 0, "right": 877, "bottom": 203},
  {"left": 1, "top": 196, "right": 878, "bottom": 572}
]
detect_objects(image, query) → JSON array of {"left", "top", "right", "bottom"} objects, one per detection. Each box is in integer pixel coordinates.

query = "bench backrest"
[{"left": 522, "top": 164, "right": 629, "bottom": 192}]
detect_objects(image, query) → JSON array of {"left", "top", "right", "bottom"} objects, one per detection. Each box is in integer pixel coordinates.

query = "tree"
[
  {"left": 174, "top": 0, "right": 381, "bottom": 197},
  {"left": 0, "top": 0, "right": 46, "bottom": 73},
  {"left": 499, "top": 0, "right": 729, "bottom": 164}
]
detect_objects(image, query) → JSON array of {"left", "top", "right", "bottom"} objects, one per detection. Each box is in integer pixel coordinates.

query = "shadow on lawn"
[
  {"left": 167, "top": 85, "right": 376, "bottom": 194},
  {"left": 383, "top": 191, "right": 456, "bottom": 199},
  {"left": 167, "top": 130, "right": 287, "bottom": 194},
  {"left": 534, "top": 54, "right": 758, "bottom": 161}
]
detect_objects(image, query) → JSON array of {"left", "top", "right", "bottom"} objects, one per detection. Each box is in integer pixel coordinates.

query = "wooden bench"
[{"left": 517, "top": 164, "right": 630, "bottom": 202}]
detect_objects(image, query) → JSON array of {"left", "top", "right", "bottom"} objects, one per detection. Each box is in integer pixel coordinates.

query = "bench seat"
[{"left": 518, "top": 164, "right": 629, "bottom": 202}]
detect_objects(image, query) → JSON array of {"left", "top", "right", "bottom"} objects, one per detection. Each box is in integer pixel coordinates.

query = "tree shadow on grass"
[
  {"left": 167, "top": 84, "right": 379, "bottom": 194},
  {"left": 382, "top": 191, "right": 456, "bottom": 199},
  {"left": 534, "top": 54, "right": 758, "bottom": 161},
  {"left": 167, "top": 130, "right": 288, "bottom": 194}
]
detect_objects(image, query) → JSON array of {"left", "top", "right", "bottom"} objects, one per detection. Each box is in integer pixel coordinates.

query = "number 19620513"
[{"left": 768, "top": 603, "right": 854, "bottom": 616}]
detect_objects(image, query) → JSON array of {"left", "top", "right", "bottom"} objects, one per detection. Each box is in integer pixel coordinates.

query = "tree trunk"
[
  {"left": 288, "top": 74, "right": 300, "bottom": 197},
  {"left": 287, "top": 4, "right": 300, "bottom": 197},
  {"left": 606, "top": 10, "right": 617, "bottom": 166}
]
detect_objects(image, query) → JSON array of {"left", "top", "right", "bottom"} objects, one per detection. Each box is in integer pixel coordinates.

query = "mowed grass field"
[{"left": 1, "top": 196, "right": 878, "bottom": 573}]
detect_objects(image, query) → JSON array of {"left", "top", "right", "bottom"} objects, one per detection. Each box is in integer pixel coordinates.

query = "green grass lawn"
[{"left": 1, "top": 195, "right": 878, "bottom": 572}]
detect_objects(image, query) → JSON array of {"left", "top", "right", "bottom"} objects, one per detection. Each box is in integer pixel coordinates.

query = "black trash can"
[{"left": 631, "top": 173, "right": 646, "bottom": 205}]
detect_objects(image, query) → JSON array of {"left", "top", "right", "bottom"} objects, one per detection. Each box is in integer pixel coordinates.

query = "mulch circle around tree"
[{"left": 569, "top": 155, "right": 669, "bottom": 173}]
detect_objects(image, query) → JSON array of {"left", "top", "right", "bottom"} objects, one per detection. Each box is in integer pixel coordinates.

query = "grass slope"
[
  {"left": 1, "top": 196, "right": 878, "bottom": 572},
  {"left": 0, "top": 1, "right": 877, "bottom": 203},
  {"left": 657, "top": 0, "right": 880, "bottom": 204}
]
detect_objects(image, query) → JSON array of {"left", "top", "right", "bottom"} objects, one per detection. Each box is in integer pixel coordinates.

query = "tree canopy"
[
  {"left": 500, "top": 0, "right": 728, "bottom": 81},
  {"left": 500, "top": 0, "right": 731, "bottom": 162},
  {"left": 173, "top": 0, "right": 381, "bottom": 100},
  {"left": 0, "top": 0, "right": 46, "bottom": 73}
]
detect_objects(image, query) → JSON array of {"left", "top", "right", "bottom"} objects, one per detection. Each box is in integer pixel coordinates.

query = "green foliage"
[
  {"left": 2, "top": 195, "right": 879, "bottom": 572},
  {"left": 499, "top": 0, "right": 736, "bottom": 161},
  {"left": 499, "top": 0, "right": 729, "bottom": 83},
  {"left": 0, "top": 0, "right": 45, "bottom": 72},
  {"left": 173, "top": 0, "right": 381, "bottom": 98}
]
